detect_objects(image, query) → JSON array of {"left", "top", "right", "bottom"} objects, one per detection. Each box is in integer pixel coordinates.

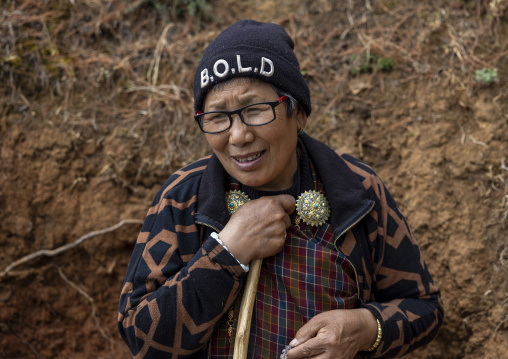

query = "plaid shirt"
[
  {"left": 209, "top": 164, "right": 358, "bottom": 358},
  {"left": 118, "top": 134, "right": 443, "bottom": 358}
]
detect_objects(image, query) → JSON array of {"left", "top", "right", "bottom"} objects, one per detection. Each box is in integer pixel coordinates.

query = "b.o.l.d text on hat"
[{"left": 201, "top": 55, "right": 274, "bottom": 88}]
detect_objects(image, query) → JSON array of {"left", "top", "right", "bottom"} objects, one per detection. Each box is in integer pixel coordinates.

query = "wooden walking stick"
[{"left": 233, "top": 258, "right": 262, "bottom": 359}]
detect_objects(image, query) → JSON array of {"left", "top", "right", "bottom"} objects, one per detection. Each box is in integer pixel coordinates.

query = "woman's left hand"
[{"left": 285, "top": 308, "right": 378, "bottom": 359}]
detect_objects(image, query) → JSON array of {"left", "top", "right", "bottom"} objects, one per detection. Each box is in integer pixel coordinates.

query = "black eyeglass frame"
[{"left": 194, "top": 95, "right": 288, "bottom": 134}]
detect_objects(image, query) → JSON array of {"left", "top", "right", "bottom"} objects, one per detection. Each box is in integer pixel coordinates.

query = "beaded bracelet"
[{"left": 366, "top": 319, "right": 382, "bottom": 352}]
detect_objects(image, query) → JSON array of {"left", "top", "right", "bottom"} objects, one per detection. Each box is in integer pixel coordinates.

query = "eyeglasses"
[{"left": 195, "top": 96, "right": 287, "bottom": 134}]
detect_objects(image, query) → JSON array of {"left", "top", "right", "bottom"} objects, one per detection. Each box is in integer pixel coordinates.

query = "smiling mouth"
[{"left": 233, "top": 151, "right": 264, "bottom": 163}]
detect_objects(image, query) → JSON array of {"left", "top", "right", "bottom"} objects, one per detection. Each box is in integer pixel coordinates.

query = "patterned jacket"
[{"left": 118, "top": 134, "right": 444, "bottom": 358}]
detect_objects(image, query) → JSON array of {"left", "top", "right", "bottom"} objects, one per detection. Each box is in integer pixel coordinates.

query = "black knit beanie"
[{"left": 193, "top": 20, "right": 311, "bottom": 116}]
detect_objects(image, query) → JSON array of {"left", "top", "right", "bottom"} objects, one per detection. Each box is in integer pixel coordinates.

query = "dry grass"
[
  {"left": 1, "top": 1, "right": 507, "bottom": 356},
  {"left": 2, "top": 0, "right": 506, "bottom": 147}
]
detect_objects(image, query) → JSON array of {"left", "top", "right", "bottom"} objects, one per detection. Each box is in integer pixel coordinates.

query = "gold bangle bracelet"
[{"left": 366, "top": 319, "right": 382, "bottom": 352}]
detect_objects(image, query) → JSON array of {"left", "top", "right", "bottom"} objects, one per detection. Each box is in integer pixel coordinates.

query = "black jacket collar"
[
  {"left": 195, "top": 134, "right": 374, "bottom": 238},
  {"left": 299, "top": 134, "right": 374, "bottom": 238}
]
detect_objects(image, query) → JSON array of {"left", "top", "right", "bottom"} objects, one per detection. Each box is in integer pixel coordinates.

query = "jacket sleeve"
[
  {"left": 360, "top": 172, "right": 444, "bottom": 358},
  {"left": 117, "top": 170, "right": 245, "bottom": 358}
]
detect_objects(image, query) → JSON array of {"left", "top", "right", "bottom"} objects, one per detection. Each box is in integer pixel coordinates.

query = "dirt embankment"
[{"left": 1, "top": 0, "right": 507, "bottom": 358}]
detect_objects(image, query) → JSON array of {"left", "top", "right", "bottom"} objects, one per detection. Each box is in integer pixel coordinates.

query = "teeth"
[{"left": 236, "top": 153, "right": 261, "bottom": 162}]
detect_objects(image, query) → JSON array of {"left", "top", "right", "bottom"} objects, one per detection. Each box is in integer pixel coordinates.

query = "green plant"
[
  {"left": 186, "top": 0, "right": 210, "bottom": 18},
  {"left": 350, "top": 53, "right": 395, "bottom": 76},
  {"left": 475, "top": 67, "right": 498, "bottom": 86},
  {"left": 125, "top": 0, "right": 213, "bottom": 22},
  {"left": 378, "top": 57, "right": 395, "bottom": 71},
  {"left": 350, "top": 53, "right": 374, "bottom": 75}
]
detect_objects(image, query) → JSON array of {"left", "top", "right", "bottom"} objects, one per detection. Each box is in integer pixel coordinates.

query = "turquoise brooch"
[
  {"left": 225, "top": 190, "right": 250, "bottom": 215},
  {"left": 225, "top": 189, "right": 330, "bottom": 227},
  {"left": 295, "top": 190, "right": 330, "bottom": 227}
]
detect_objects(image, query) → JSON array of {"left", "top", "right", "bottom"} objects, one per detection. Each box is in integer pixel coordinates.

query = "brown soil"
[{"left": 1, "top": 0, "right": 507, "bottom": 358}]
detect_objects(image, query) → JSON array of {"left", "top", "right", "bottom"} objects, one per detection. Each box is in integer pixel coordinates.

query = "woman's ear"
[{"left": 295, "top": 105, "right": 308, "bottom": 129}]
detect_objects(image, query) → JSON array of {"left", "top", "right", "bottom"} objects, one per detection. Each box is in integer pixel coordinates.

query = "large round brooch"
[
  {"left": 296, "top": 190, "right": 330, "bottom": 227},
  {"left": 225, "top": 190, "right": 250, "bottom": 215}
]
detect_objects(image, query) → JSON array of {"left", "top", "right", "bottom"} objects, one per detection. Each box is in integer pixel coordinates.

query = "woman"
[{"left": 118, "top": 20, "right": 443, "bottom": 358}]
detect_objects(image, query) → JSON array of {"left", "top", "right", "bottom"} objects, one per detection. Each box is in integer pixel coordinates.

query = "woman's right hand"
[{"left": 217, "top": 194, "right": 295, "bottom": 265}]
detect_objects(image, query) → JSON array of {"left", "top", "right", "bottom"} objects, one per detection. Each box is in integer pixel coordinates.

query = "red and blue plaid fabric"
[
  {"left": 209, "top": 164, "right": 358, "bottom": 358},
  {"left": 250, "top": 221, "right": 359, "bottom": 357}
]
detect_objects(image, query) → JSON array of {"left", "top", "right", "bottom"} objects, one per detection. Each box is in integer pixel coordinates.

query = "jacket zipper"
[
  {"left": 195, "top": 220, "right": 221, "bottom": 235},
  {"left": 333, "top": 201, "right": 375, "bottom": 295}
]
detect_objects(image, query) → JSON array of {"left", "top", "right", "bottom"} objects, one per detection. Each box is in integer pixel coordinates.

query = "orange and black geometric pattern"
[
  {"left": 118, "top": 134, "right": 443, "bottom": 358},
  {"left": 334, "top": 151, "right": 444, "bottom": 358}
]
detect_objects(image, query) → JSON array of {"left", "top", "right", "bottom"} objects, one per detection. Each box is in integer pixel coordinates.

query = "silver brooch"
[
  {"left": 295, "top": 190, "right": 330, "bottom": 227},
  {"left": 225, "top": 190, "right": 250, "bottom": 215}
]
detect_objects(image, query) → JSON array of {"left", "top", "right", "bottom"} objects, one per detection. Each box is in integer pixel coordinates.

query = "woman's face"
[{"left": 203, "top": 79, "right": 307, "bottom": 191}]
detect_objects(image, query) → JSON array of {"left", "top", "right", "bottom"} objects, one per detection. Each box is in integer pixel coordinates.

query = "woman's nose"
[{"left": 229, "top": 115, "right": 254, "bottom": 146}]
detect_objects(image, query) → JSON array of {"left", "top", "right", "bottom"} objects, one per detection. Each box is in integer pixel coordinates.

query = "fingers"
[
  {"left": 267, "top": 194, "right": 294, "bottom": 230},
  {"left": 291, "top": 320, "right": 320, "bottom": 349},
  {"left": 234, "top": 194, "right": 294, "bottom": 229},
  {"left": 287, "top": 314, "right": 329, "bottom": 358},
  {"left": 287, "top": 335, "right": 328, "bottom": 359},
  {"left": 283, "top": 213, "right": 291, "bottom": 229},
  {"left": 287, "top": 310, "right": 369, "bottom": 359},
  {"left": 219, "top": 194, "right": 294, "bottom": 263},
  {"left": 287, "top": 337, "right": 327, "bottom": 359},
  {"left": 275, "top": 194, "right": 296, "bottom": 216}
]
